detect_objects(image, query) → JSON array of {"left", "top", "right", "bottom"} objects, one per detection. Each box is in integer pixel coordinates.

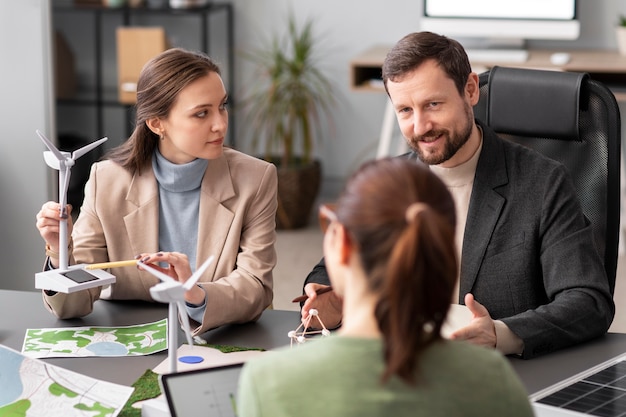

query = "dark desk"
[
  {"left": 1, "top": 289, "right": 625, "bottom": 395},
  {"left": 0, "top": 289, "right": 300, "bottom": 386}
]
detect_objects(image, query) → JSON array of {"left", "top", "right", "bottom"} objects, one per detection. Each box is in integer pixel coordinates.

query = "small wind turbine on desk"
[
  {"left": 35, "top": 130, "right": 116, "bottom": 292},
  {"left": 139, "top": 255, "right": 215, "bottom": 373}
]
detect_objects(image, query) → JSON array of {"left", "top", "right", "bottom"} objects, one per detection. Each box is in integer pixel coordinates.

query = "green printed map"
[
  {"left": 22, "top": 319, "right": 167, "bottom": 358},
  {"left": 0, "top": 344, "right": 132, "bottom": 417}
]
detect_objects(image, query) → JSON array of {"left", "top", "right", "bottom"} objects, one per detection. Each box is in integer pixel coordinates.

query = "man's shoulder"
[{"left": 486, "top": 128, "right": 563, "bottom": 170}]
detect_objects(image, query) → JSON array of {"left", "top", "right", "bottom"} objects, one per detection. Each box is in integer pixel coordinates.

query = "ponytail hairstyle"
[
  {"left": 105, "top": 48, "right": 222, "bottom": 175},
  {"left": 334, "top": 157, "right": 457, "bottom": 385}
]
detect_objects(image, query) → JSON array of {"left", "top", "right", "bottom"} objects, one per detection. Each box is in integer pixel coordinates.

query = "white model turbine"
[
  {"left": 139, "top": 255, "right": 215, "bottom": 373},
  {"left": 36, "top": 130, "right": 107, "bottom": 270}
]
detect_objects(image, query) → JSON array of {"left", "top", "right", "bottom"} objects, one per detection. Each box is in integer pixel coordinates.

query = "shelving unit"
[{"left": 52, "top": 1, "right": 234, "bottom": 150}]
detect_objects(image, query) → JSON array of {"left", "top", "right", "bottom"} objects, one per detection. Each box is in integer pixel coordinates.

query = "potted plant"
[
  {"left": 617, "top": 16, "right": 626, "bottom": 55},
  {"left": 239, "top": 14, "right": 337, "bottom": 229}
]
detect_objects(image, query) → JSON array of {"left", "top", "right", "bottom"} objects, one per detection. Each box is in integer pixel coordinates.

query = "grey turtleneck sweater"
[{"left": 152, "top": 150, "right": 208, "bottom": 322}]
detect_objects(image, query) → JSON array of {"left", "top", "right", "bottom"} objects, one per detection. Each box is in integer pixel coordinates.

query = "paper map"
[
  {"left": 0, "top": 344, "right": 133, "bottom": 416},
  {"left": 22, "top": 319, "right": 167, "bottom": 358}
]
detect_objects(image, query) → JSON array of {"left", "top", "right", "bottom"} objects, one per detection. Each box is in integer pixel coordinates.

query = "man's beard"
[{"left": 408, "top": 104, "right": 473, "bottom": 165}]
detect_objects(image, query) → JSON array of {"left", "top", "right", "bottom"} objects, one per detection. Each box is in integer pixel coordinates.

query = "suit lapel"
[
  {"left": 459, "top": 124, "right": 508, "bottom": 300},
  {"left": 196, "top": 153, "right": 235, "bottom": 274},
  {"left": 123, "top": 167, "right": 160, "bottom": 292},
  {"left": 124, "top": 167, "right": 160, "bottom": 255}
]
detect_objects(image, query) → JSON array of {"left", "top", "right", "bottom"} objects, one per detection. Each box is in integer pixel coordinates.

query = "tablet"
[{"left": 159, "top": 363, "right": 243, "bottom": 417}]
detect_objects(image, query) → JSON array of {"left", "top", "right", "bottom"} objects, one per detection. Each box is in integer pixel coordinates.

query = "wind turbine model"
[
  {"left": 139, "top": 255, "right": 215, "bottom": 373},
  {"left": 34, "top": 130, "right": 116, "bottom": 293}
]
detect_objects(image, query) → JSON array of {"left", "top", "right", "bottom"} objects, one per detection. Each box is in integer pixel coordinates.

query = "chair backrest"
[{"left": 474, "top": 66, "right": 621, "bottom": 294}]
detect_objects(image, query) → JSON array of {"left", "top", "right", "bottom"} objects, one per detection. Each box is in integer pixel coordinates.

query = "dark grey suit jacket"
[{"left": 304, "top": 120, "right": 615, "bottom": 359}]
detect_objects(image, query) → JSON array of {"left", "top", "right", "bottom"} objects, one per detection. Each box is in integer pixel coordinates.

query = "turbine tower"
[{"left": 139, "top": 255, "right": 215, "bottom": 373}]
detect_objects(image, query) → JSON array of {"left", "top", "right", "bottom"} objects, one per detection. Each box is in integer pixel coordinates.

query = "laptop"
[{"left": 159, "top": 363, "right": 244, "bottom": 417}]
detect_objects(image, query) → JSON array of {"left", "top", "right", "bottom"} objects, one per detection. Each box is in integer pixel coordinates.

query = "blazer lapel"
[
  {"left": 459, "top": 123, "right": 508, "bottom": 300},
  {"left": 196, "top": 154, "right": 235, "bottom": 274},
  {"left": 124, "top": 168, "right": 160, "bottom": 257}
]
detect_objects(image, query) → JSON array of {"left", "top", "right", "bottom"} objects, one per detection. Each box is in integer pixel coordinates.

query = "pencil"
[
  {"left": 292, "top": 286, "right": 333, "bottom": 303},
  {"left": 85, "top": 260, "right": 139, "bottom": 270}
]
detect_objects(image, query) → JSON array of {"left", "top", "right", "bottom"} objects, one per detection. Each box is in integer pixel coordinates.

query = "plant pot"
[
  {"left": 274, "top": 159, "right": 322, "bottom": 230},
  {"left": 616, "top": 27, "right": 626, "bottom": 56}
]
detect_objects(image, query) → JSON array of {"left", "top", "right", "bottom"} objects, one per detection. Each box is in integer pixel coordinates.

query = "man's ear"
[
  {"left": 145, "top": 117, "right": 163, "bottom": 136},
  {"left": 465, "top": 72, "right": 480, "bottom": 106}
]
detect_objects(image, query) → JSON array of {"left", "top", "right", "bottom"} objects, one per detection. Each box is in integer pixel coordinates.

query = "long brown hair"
[
  {"left": 105, "top": 48, "right": 222, "bottom": 174},
  {"left": 335, "top": 158, "right": 457, "bottom": 384},
  {"left": 382, "top": 31, "right": 471, "bottom": 96}
]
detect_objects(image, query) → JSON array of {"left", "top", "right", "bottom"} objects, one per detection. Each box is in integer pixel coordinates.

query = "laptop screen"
[{"left": 159, "top": 363, "right": 243, "bottom": 417}]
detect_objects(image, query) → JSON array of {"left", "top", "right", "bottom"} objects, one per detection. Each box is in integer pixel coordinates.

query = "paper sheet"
[
  {"left": 152, "top": 344, "right": 265, "bottom": 374},
  {"left": 441, "top": 304, "right": 473, "bottom": 338},
  {"left": 22, "top": 319, "right": 168, "bottom": 358},
  {"left": 0, "top": 344, "right": 133, "bottom": 416}
]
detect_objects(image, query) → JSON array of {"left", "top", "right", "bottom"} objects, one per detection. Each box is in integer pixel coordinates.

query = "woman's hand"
[
  {"left": 137, "top": 251, "right": 206, "bottom": 305},
  {"left": 35, "top": 202, "right": 73, "bottom": 265}
]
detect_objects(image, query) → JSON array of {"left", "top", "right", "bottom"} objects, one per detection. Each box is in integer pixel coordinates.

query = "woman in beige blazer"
[{"left": 35, "top": 48, "right": 277, "bottom": 335}]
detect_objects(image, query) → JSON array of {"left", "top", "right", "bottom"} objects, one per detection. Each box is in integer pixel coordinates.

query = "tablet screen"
[{"left": 160, "top": 363, "right": 243, "bottom": 417}]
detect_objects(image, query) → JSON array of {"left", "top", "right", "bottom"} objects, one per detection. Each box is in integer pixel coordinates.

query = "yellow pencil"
[{"left": 85, "top": 260, "right": 139, "bottom": 270}]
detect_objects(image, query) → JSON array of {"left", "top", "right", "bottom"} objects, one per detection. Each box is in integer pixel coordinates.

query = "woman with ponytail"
[{"left": 237, "top": 158, "right": 533, "bottom": 417}]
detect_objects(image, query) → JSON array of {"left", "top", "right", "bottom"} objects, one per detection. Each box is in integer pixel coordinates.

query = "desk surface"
[
  {"left": 0, "top": 289, "right": 300, "bottom": 386},
  {"left": 1, "top": 289, "right": 625, "bottom": 395}
]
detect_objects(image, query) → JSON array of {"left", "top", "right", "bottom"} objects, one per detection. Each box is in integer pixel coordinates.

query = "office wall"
[
  {"left": 0, "top": 0, "right": 54, "bottom": 290},
  {"left": 50, "top": 0, "right": 621, "bottom": 196},
  {"left": 230, "top": 0, "right": 619, "bottom": 196},
  {"left": 0, "top": 0, "right": 618, "bottom": 292},
  {"left": 0, "top": 0, "right": 619, "bottom": 291}
]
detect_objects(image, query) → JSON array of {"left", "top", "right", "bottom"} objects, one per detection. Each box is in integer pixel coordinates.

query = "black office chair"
[{"left": 474, "top": 66, "right": 621, "bottom": 294}]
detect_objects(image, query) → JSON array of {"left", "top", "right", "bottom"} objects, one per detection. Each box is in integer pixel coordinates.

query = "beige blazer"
[{"left": 43, "top": 148, "right": 277, "bottom": 334}]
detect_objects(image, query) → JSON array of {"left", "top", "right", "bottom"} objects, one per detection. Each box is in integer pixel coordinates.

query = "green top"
[{"left": 237, "top": 335, "right": 534, "bottom": 417}]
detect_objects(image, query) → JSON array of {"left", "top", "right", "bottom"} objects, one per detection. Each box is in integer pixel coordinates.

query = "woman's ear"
[
  {"left": 145, "top": 117, "right": 163, "bottom": 136},
  {"left": 335, "top": 224, "right": 353, "bottom": 265}
]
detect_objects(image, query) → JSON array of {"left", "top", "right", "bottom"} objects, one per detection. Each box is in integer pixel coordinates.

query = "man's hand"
[
  {"left": 449, "top": 293, "right": 497, "bottom": 348},
  {"left": 301, "top": 283, "right": 343, "bottom": 330}
]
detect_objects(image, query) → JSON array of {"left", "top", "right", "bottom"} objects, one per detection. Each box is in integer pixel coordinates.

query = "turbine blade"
[
  {"left": 183, "top": 255, "right": 215, "bottom": 291},
  {"left": 36, "top": 130, "right": 65, "bottom": 161},
  {"left": 177, "top": 301, "right": 194, "bottom": 347},
  {"left": 72, "top": 137, "right": 108, "bottom": 160},
  {"left": 138, "top": 262, "right": 176, "bottom": 283}
]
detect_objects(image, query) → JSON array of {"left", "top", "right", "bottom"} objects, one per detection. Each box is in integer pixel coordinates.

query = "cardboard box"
[{"left": 116, "top": 27, "right": 169, "bottom": 104}]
